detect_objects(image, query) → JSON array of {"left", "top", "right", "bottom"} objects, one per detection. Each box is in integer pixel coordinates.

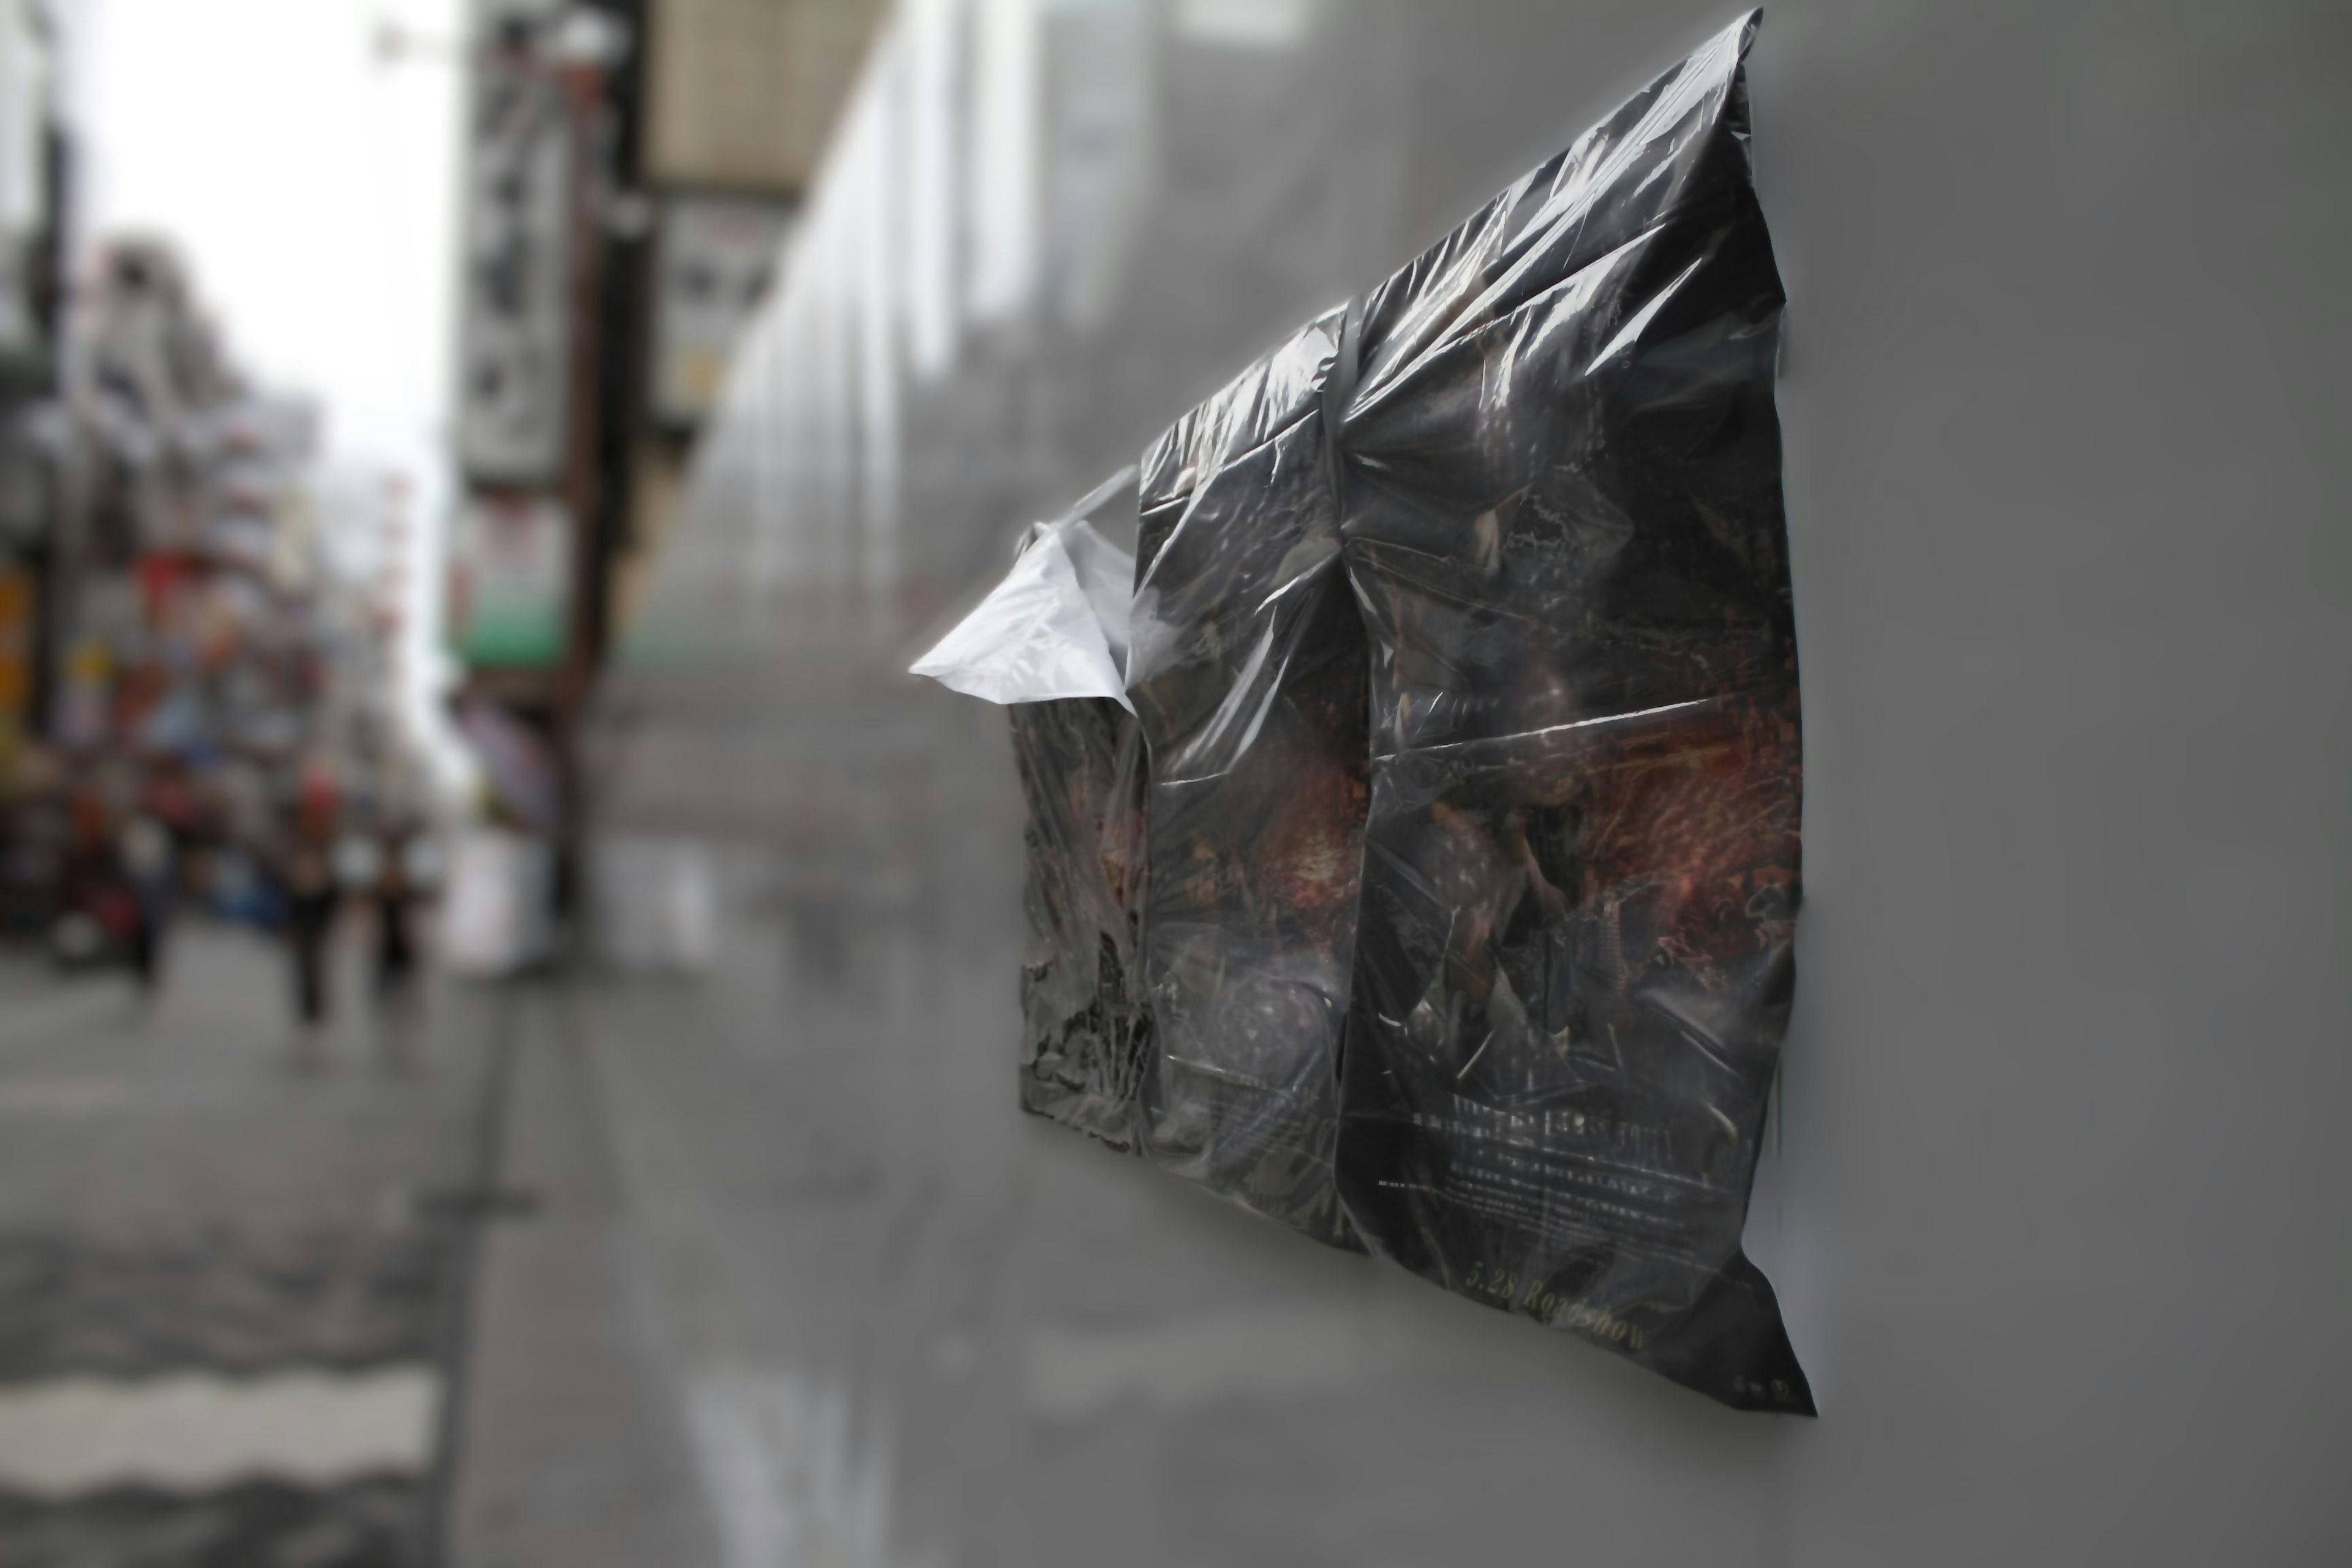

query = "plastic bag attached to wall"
[
  {"left": 921, "top": 10, "right": 1809, "bottom": 1411},
  {"left": 914, "top": 473, "right": 1152, "bottom": 1150},
  {"left": 1127, "top": 316, "right": 1368, "bottom": 1249},
  {"left": 1324, "top": 11, "right": 1811, "bottom": 1411}
]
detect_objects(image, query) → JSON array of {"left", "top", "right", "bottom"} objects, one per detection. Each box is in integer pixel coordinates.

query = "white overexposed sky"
[
  {"left": 71, "top": 0, "right": 467, "bottom": 759},
  {"left": 76, "top": 0, "right": 463, "bottom": 463}
]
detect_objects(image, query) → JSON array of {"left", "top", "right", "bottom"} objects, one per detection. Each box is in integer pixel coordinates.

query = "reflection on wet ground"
[
  {"left": 0, "top": 929, "right": 473, "bottom": 1566},
  {"left": 0, "top": 1478, "right": 421, "bottom": 1568},
  {"left": 555, "top": 731, "right": 1800, "bottom": 1563}
]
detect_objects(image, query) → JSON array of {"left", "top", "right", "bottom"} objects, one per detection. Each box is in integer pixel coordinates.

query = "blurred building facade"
[
  {"left": 0, "top": 0, "right": 414, "bottom": 947},
  {"left": 0, "top": 0, "right": 64, "bottom": 781},
  {"left": 442, "top": 0, "right": 882, "bottom": 936}
]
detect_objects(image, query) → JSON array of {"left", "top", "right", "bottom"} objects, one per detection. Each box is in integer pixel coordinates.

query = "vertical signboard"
[
  {"left": 447, "top": 494, "right": 571, "bottom": 669},
  {"left": 457, "top": 51, "right": 575, "bottom": 484},
  {"left": 650, "top": 194, "right": 793, "bottom": 427}
]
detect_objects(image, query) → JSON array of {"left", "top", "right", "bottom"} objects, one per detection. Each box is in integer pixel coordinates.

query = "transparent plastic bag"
[
  {"left": 923, "top": 12, "right": 1811, "bottom": 1409},
  {"left": 1008, "top": 694, "right": 1150, "bottom": 1149},
  {"left": 1325, "top": 11, "right": 1812, "bottom": 1411},
  {"left": 1127, "top": 315, "right": 1367, "bottom": 1248},
  {"left": 914, "top": 473, "right": 1152, "bottom": 1149}
]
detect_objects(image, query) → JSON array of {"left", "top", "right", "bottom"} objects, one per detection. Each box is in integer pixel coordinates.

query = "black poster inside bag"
[
  {"left": 1007, "top": 11, "right": 1811, "bottom": 1409},
  {"left": 1127, "top": 315, "right": 1368, "bottom": 1250},
  {"left": 1327, "top": 12, "right": 1812, "bottom": 1411},
  {"left": 1010, "top": 693, "right": 1150, "bottom": 1150}
]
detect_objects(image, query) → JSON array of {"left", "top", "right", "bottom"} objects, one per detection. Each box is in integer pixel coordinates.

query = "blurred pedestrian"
[
  {"left": 53, "top": 777, "right": 130, "bottom": 968},
  {"left": 282, "top": 832, "right": 339, "bottom": 1068},
  {"left": 119, "top": 809, "right": 175, "bottom": 1009},
  {"left": 371, "top": 830, "right": 430, "bottom": 1071}
]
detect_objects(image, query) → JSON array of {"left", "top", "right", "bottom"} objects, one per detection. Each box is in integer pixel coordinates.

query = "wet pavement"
[
  {"left": 0, "top": 1477, "right": 424, "bottom": 1567},
  {"left": 0, "top": 925, "right": 482, "bottom": 1566},
  {"left": 7, "top": 798, "right": 2340, "bottom": 1566}
]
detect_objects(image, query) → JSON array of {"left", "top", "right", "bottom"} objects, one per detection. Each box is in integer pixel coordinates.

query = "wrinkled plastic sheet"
[
  {"left": 1128, "top": 312, "right": 1368, "bottom": 1248},
  {"left": 916, "top": 473, "right": 1152, "bottom": 1149},
  {"left": 1008, "top": 693, "right": 1150, "bottom": 1148},
  {"left": 909, "top": 469, "right": 1140, "bottom": 712},
  {"left": 1327, "top": 11, "right": 1809, "bottom": 1412},
  {"left": 917, "top": 12, "right": 1808, "bottom": 1412}
]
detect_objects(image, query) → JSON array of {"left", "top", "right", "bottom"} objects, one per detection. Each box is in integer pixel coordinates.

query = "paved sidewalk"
[
  {"left": 443, "top": 986, "right": 718, "bottom": 1568},
  {"left": 0, "top": 923, "right": 489, "bottom": 1566}
]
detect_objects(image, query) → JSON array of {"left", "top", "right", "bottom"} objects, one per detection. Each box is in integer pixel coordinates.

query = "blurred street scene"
[{"left": 0, "top": 0, "right": 2348, "bottom": 1565}]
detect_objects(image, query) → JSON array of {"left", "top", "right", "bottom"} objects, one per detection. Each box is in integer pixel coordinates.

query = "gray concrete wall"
[{"left": 587, "top": 3, "right": 2352, "bottom": 1561}]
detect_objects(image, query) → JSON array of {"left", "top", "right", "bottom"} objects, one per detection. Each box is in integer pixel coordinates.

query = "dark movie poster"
[
  {"left": 1326, "top": 12, "right": 1811, "bottom": 1411},
  {"left": 920, "top": 12, "right": 1811, "bottom": 1412}
]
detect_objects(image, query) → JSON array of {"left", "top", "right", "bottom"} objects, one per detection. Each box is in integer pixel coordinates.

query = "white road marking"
[{"left": 0, "top": 1369, "right": 438, "bottom": 1492}]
